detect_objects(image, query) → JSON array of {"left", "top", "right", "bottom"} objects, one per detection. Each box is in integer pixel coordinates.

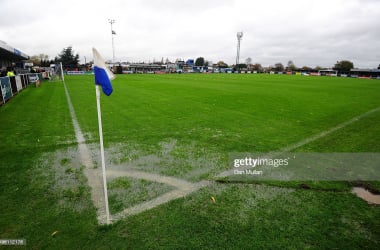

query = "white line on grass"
[
  {"left": 279, "top": 106, "right": 380, "bottom": 153},
  {"left": 109, "top": 105, "right": 380, "bottom": 222},
  {"left": 112, "top": 180, "right": 210, "bottom": 221},
  {"left": 64, "top": 79, "right": 380, "bottom": 223},
  {"left": 216, "top": 105, "right": 380, "bottom": 178},
  {"left": 63, "top": 81, "right": 108, "bottom": 224},
  {"left": 63, "top": 81, "right": 210, "bottom": 224},
  {"left": 107, "top": 167, "right": 210, "bottom": 221},
  {"left": 107, "top": 168, "right": 200, "bottom": 189}
]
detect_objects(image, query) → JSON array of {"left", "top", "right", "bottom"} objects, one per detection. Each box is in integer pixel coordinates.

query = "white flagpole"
[{"left": 96, "top": 84, "right": 110, "bottom": 224}]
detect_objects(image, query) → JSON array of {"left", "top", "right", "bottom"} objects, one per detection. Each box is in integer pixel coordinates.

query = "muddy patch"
[{"left": 352, "top": 187, "right": 380, "bottom": 205}]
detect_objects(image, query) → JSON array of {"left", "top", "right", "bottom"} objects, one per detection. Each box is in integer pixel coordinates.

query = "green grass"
[
  {"left": 1, "top": 74, "right": 380, "bottom": 249},
  {"left": 67, "top": 74, "right": 380, "bottom": 153}
]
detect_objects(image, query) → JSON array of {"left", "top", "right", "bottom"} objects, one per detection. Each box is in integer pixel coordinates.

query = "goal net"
[{"left": 49, "top": 62, "right": 65, "bottom": 82}]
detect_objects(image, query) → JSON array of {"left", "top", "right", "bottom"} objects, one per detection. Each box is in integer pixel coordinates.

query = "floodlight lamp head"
[{"left": 237, "top": 32, "right": 243, "bottom": 39}]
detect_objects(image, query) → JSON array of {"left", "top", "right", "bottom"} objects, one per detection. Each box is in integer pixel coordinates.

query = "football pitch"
[{"left": 1, "top": 74, "right": 380, "bottom": 248}]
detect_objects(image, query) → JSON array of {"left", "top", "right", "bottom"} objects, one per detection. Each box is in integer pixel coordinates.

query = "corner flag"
[
  {"left": 93, "top": 48, "right": 115, "bottom": 96},
  {"left": 92, "top": 47, "right": 115, "bottom": 224}
]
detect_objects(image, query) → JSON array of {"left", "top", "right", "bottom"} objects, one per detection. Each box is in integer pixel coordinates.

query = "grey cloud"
[{"left": 0, "top": 0, "right": 379, "bottom": 68}]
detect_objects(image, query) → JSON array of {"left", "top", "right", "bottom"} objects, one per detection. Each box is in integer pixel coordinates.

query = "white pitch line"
[
  {"left": 63, "top": 81, "right": 107, "bottom": 224},
  {"left": 112, "top": 180, "right": 210, "bottom": 221},
  {"left": 106, "top": 167, "right": 211, "bottom": 222},
  {"left": 106, "top": 168, "right": 196, "bottom": 189},
  {"left": 63, "top": 82, "right": 211, "bottom": 224},
  {"left": 63, "top": 79, "right": 380, "bottom": 223},
  {"left": 279, "top": 106, "right": 380, "bottom": 153},
  {"left": 62, "top": 81, "right": 92, "bottom": 165},
  {"left": 217, "top": 105, "right": 380, "bottom": 178}
]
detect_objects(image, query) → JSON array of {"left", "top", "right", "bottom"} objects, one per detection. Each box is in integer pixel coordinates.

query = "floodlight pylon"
[
  {"left": 108, "top": 19, "right": 116, "bottom": 63},
  {"left": 236, "top": 32, "right": 243, "bottom": 68}
]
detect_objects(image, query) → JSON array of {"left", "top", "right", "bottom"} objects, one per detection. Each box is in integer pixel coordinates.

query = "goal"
[{"left": 49, "top": 62, "right": 64, "bottom": 82}]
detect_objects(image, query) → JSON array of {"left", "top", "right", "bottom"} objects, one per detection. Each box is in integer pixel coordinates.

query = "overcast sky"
[{"left": 1, "top": 0, "right": 379, "bottom": 68}]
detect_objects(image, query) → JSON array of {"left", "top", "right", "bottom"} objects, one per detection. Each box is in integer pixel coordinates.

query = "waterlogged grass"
[
  {"left": 107, "top": 177, "right": 174, "bottom": 214},
  {"left": 105, "top": 139, "right": 223, "bottom": 182},
  {"left": 1, "top": 75, "right": 380, "bottom": 248}
]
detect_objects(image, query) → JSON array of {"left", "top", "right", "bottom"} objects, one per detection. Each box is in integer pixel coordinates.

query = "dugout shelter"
[
  {"left": 0, "top": 41, "right": 30, "bottom": 104},
  {"left": 0, "top": 40, "right": 29, "bottom": 70}
]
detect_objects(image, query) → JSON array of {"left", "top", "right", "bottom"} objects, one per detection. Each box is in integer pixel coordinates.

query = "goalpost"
[{"left": 49, "top": 62, "right": 64, "bottom": 82}]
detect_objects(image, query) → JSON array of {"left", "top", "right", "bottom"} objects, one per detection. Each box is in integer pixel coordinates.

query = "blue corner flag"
[{"left": 93, "top": 48, "right": 115, "bottom": 96}]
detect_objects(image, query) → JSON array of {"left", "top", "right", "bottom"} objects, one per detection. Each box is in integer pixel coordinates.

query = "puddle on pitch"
[{"left": 352, "top": 187, "right": 380, "bottom": 205}]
